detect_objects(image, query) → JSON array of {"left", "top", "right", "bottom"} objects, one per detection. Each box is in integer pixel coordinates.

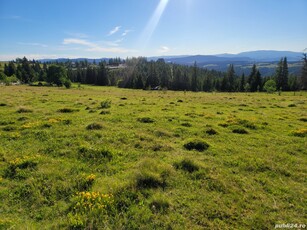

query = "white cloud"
[
  {"left": 122, "top": 29, "right": 133, "bottom": 36},
  {"left": 65, "top": 32, "right": 88, "bottom": 38},
  {"left": 18, "top": 42, "right": 48, "bottom": 48},
  {"left": 0, "top": 54, "right": 71, "bottom": 61},
  {"left": 63, "top": 38, "right": 136, "bottom": 54},
  {"left": 158, "top": 46, "right": 170, "bottom": 53},
  {"left": 108, "top": 26, "right": 121, "bottom": 36},
  {"left": 63, "top": 38, "right": 94, "bottom": 47}
]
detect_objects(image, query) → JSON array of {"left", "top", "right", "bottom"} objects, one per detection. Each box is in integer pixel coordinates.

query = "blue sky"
[{"left": 0, "top": 0, "right": 306, "bottom": 60}]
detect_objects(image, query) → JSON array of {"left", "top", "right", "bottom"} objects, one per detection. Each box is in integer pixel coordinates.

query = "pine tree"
[
  {"left": 227, "top": 64, "right": 235, "bottom": 92},
  {"left": 281, "top": 57, "right": 289, "bottom": 90},
  {"left": 240, "top": 73, "right": 245, "bottom": 92},
  {"left": 275, "top": 58, "right": 283, "bottom": 90},
  {"left": 301, "top": 53, "right": 307, "bottom": 90},
  {"left": 248, "top": 64, "right": 257, "bottom": 92},
  {"left": 191, "top": 62, "right": 198, "bottom": 91}
]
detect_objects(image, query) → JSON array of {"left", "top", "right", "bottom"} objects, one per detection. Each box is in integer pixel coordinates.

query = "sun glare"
[{"left": 139, "top": 0, "right": 169, "bottom": 50}]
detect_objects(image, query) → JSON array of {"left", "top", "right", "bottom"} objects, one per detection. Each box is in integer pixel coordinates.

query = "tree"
[
  {"left": 191, "top": 62, "right": 198, "bottom": 91},
  {"left": 96, "top": 62, "right": 109, "bottom": 86},
  {"left": 240, "top": 73, "right": 245, "bottom": 92},
  {"left": 301, "top": 53, "right": 307, "bottom": 90},
  {"left": 227, "top": 64, "right": 235, "bottom": 91},
  {"left": 263, "top": 79, "right": 276, "bottom": 93},
  {"left": 4, "top": 61, "right": 16, "bottom": 77},
  {"left": 47, "top": 65, "right": 68, "bottom": 86},
  {"left": 281, "top": 57, "right": 289, "bottom": 90}
]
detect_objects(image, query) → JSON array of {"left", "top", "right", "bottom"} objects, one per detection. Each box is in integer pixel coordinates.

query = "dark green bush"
[{"left": 184, "top": 139, "right": 209, "bottom": 151}]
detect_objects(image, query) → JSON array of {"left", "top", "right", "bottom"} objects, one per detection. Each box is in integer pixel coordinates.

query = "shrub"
[
  {"left": 17, "top": 107, "right": 32, "bottom": 113},
  {"left": 263, "top": 79, "right": 276, "bottom": 93},
  {"left": 86, "top": 122, "right": 103, "bottom": 130},
  {"left": 184, "top": 139, "right": 209, "bottom": 151},
  {"left": 0, "top": 103, "right": 7, "bottom": 106},
  {"left": 232, "top": 128, "right": 248, "bottom": 134},
  {"left": 137, "top": 117, "right": 155, "bottom": 123},
  {"left": 205, "top": 128, "right": 218, "bottom": 135},
  {"left": 100, "top": 99, "right": 112, "bottom": 109},
  {"left": 174, "top": 158, "right": 199, "bottom": 173},
  {"left": 64, "top": 79, "right": 72, "bottom": 89}
]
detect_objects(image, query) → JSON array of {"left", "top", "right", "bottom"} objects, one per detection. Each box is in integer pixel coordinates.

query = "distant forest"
[{"left": 1, "top": 55, "right": 307, "bottom": 92}]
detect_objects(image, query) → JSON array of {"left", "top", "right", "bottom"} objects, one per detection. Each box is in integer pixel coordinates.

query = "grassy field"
[{"left": 0, "top": 85, "right": 306, "bottom": 229}]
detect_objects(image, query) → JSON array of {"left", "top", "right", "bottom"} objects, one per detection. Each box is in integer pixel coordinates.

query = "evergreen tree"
[
  {"left": 240, "top": 73, "right": 245, "bottom": 92},
  {"left": 96, "top": 62, "right": 109, "bottom": 86},
  {"left": 281, "top": 57, "right": 289, "bottom": 90},
  {"left": 191, "top": 62, "right": 198, "bottom": 91},
  {"left": 301, "top": 53, "right": 307, "bottom": 90},
  {"left": 227, "top": 64, "right": 235, "bottom": 91},
  {"left": 275, "top": 58, "right": 283, "bottom": 90}
]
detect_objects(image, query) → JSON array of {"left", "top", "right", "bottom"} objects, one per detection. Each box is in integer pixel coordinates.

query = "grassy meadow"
[{"left": 0, "top": 85, "right": 306, "bottom": 229}]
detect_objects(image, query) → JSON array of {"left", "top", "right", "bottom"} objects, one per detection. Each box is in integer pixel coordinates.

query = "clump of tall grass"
[{"left": 184, "top": 139, "right": 209, "bottom": 151}]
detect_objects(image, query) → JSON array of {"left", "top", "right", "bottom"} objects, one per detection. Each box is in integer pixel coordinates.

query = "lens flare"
[{"left": 139, "top": 0, "right": 169, "bottom": 50}]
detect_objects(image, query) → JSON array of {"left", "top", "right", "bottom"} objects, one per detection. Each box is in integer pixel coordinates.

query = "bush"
[
  {"left": 0, "top": 103, "right": 7, "bottom": 106},
  {"left": 64, "top": 79, "right": 72, "bottom": 89},
  {"left": 184, "top": 139, "right": 209, "bottom": 151},
  {"left": 232, "top": 128, "right": 248, "bottom": 134},
  {"left": 263, "top": 79, "right": 276, "bottom": 93},
  {"left": 100, "top": 99, "right": 112, "bottom": 109},
  {"left": 86, "top": 122, "right": 103, "bottom": 130},
  {"left": 174, "top": 158, "right": 199, "bottom": 173},
  {"left": 137, "top": 117, "right": 155, "bottom": 123}
]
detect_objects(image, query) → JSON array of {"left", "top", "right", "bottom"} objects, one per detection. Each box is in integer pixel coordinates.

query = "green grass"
[{"left": 0, "top": 85, "right": 306, "bottom": 229}]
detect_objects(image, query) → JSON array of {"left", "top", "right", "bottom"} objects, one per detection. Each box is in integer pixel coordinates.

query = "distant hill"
[{"left": 37, "top": 50, "right": 304, "bottom": 76}]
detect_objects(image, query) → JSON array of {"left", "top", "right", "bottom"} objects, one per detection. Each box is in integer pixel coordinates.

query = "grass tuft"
[
  {"left": 137, "top": 117, "right": 155, "bottom": 123},
  {"left": 174, "top": 158, "right": 199, "bottom": 173},
  {"left": 184, "top": 139, "right": 209, "bottom": 151},
  {"left": 86, "top": 122, "right": 103, "bottom": 130},
  {"left": 17, "top": 107, "right": 33, "bottom": 113}
]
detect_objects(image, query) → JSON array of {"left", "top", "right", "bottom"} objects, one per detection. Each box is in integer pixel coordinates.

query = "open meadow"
[{"left": 0, "top": 85, "right": 306, "bottom": 229}]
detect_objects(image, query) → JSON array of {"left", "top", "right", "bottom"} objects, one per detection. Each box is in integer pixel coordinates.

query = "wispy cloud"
[
  {"left": 2, "top": 15, "right": 22, "bottom": 20},
  {"left": 65, "top": 32, "right": 88, "bottom": 38},
  {"left": 108, "top": 26, "right": 121, "bottom": 36},
  {"left": 103, "top": 38, "right": 124, "bottom": 47},
  {"left": 18, "top": 42, "right": 48, "bottom": 48},
  {"left": 158, "top": 46, "right": 170, "bottom": 53},
  {"left": 122, "top": 29, "right": 133, "bottom": 36},
  {"left": 63, "top": 38, "right": 136, "bottom": 54}
]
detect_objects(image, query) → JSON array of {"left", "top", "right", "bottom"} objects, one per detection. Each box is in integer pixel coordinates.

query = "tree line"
[{"left": 1, "top": 55, "right": 306, "bottom": 92}]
